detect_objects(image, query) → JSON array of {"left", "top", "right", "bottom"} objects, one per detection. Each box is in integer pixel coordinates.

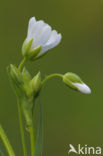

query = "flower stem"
[
  {"left": 18, "top": 56, "right": 35, "bottom": 156},
  {"left": 0, "top": 125, "right": 15, "bottom": 156},
  {"left": 28, "top": 125, "right": 35, "bottom": 156},
  {"left": 17, "top": 100, "right": 27, "bottom": 156},
  {"left": 18, "top": 57, "right": 27, "bottom": 71},
  {"left": 18, "top": 58, "right": 28, "bottom": 156},
  {"left": 42, "top": 73, "right": 63, "bottom": 85}
]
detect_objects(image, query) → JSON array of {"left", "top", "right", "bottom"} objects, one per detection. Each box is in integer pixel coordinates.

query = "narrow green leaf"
[
  {"left": 34, "top": 95, "right": 43, "bottom": 156},
  {"left": 0, "top": 142, "right": 7, "bottom": 156},
  {"left": 0, "top": 125, "right": 15, "bottom": 156}
]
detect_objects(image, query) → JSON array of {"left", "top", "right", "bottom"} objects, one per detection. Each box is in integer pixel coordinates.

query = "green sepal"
[
  {"left": 29, "top": 46, "right": 41, "bottom": 61},
  {"left": 7, "top": 65, "right": 25, "bottom": 98},
  {"left": 22, "top": 39, "right": 33, "bottom": 56},
  {"left": 30, "top": 72, "right": 41, "bottom": 95},
  {"left": 22, "top": 38, "right": 41, "bottom": 61},
  {"left": 22, "top": 67, "right": 31, "bottom": 83},
  {"left": 34, "top": 50, "right": 48, "bottom": 61},
  {"left": 8, "top": 64, "right": 23, "bottom": 85}
]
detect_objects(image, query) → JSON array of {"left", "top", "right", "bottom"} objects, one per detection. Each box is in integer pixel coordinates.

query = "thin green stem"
[
  {"left": 42, "top": 73, "right": 63, "bottom": 86},
  {"left": 17, "top": 100, "right": 27, "bottom": 156},
  {"left": 18, "top": 58, "right": 28, "bottom": 156},
  {"left": 0, "top": 125, "right": 15, "bottom": 156},
  {"left": 28, "top": 126, "right": 35, "bottom": 156},
  {"left": 18, "top": 57, "right": 27, "bottom": 71},
  {"left": 18, "top": 56, "right": 35, "bottom": 156}
]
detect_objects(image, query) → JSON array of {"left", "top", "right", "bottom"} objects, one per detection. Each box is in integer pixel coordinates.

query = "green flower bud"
[
  {"left": 22, "top": 39, "right": 41, "bottom": 60},
  {"left": 63, "top": 72, "right": 91, "bottom": 94},
  {"left": 7, "top": 64, "right": 25, "bottom": 97},
  {"left": 30, "top": 72, "right": 41, "bottom": 94},
  {"left": 21, "top": 67, "right": 33, "bottom": 98},
  {"left": 8, "top": 64, "right": 23, "bottom": 85},
  {"left": 22, "top": 67, "right": 31, "bottom": 83}
]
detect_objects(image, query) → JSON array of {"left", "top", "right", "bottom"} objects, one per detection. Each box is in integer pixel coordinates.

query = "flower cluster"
[
  {"left": 7, "top": 16, "right": 91, "bottom": 132},
  {"left": 21, "top": 17, "right": 91, "bottom": 94},
  {"left": 6, "top": 16, "right": 91, "bottom": 156}
]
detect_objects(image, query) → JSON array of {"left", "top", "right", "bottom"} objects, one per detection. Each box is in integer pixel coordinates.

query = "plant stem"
[
  {"left": 0, "top": 125, "right": 15, "bottom": 156},
  {"left": 28, "top": 126, "right": 35, "bottom": 156},
  {"left": 18, "top": 57, "right": 35, "bottom": 156},
  {"left": 17, "top": 100, "right": 27, "bottom": 156},
  {"left": 18, "top": 57, "right": 27, "bottom": 71},
  {"left": 42, "top": 73, "right": 63, "bottom": 85},
  {"left": 18, "top": 58, "right": 28, "bottom": 156}
]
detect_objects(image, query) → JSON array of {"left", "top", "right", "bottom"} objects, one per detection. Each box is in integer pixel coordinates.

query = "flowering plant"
[{"left": 0, "top": 17, "right": 91, "bottom": 156}]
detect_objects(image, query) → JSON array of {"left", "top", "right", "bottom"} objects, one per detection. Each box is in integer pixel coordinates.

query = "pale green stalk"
[
  {"left": 17, "top": 100, "right": 27, "bottom": 156},
  {"left": 18, "top": 58, "right": 35, "bottom": 156},
  {"left": 18, "top": 57, "right": 27, "bottom": 71},
  {"left": 17, "top": 58, "right": 28, "bottom": 156},
  {"left": 0, "top": 125, "right": 15, "bottom": 156},
  {"left": 28, "top": 126, "right": 35, "bottom": 156},
  {"left": 42, "top": 73, "right": 63, "bottom": 85}
]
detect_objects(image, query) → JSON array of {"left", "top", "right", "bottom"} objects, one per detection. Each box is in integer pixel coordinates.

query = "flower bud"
[
  {"left": 8, "top": 64, "right": 23, "bottom": 85},
  {"left": 63, "top": 72, "right": 91, "bottom": 94},
  {"left": 22, "top": 39, "right": 41, "bottom": 60},
  {"left": 22, "top": 67, "right": 31, "bottom": 83},
  {"left": 31, "top": 72, "right": 41, "bottom": 94}
]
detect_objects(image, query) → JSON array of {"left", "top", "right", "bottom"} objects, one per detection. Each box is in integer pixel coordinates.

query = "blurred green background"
[{"left": 0, "top": 0, "right": 103, "bottom": 155}]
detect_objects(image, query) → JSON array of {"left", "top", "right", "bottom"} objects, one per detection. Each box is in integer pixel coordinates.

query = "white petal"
[
  {"left": 34, "top": 24, "right": 52, "bottom": 46},
  {"left": 27, "top": 20, "right": 45, "bottom": 40},
  {"left": 46, "top": 30, "right": 61, "bottom": 47},
  {"left": 30, "top": 21, "right": 47, "bottom": 47},
  {"left": 72, "top": 83, "right": 91, "bottom": 94},
  {"left": 27, "top": 17, "right": 36, "bottom": 37},
  {"left": 38, "top": 32, "right": 62, "bottom": 56},
  {"left": 32, "top": 20, "right": 45, "bottom": 37},
  {"left": 45, "top": 30, "right": 58, "bottom": 45}
]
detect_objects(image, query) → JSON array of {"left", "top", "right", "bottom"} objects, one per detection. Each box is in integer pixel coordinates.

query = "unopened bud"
[
  {"left": 8, "top": 64, "right": 23, "bottom": 85},
  {"left": 22, "top": 67, "right": 31, "bottom": 83},
  {"left": 63, "top": 72, "right": 91, "bottom": 94},
  {"left": 31, "top": 72, "right": 41, "bottom": 93}
]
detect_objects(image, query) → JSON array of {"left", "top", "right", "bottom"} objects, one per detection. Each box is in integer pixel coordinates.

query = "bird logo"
[{"left": 68, "top": 144, "right": 78, "bottom": 154}]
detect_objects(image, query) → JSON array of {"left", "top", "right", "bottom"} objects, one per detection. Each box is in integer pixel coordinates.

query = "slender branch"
[
  {"left": 18, "top": 57, "right": 27, "bottom": 71},
  {"left": 42, "top": 73, "right": 63, "bottom": 85},
  {"left": 20, "top": 97, "right": 35, "bottom": 156},
  {"left": 17, "top": 100, "right": 27, "bottom": 156},
  {"left": 18, "top": 57, "right": 36, "bottom": 156},
  {"left": 0, "top": 125, "right": 15, "bottom": 156},
  {"left": 17, "top": 58, "right": 28, "bottom": 156},
  {"left": 28, "top": 126, "right": 35, "bottom": 156}
]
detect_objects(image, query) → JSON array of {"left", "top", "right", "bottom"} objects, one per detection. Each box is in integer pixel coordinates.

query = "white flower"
[
  {"left": 25, "top": 17, "right": 62, "bottom": 59},
  {"left": 72, "top": 83, "right": 91, "bottom": 94}
]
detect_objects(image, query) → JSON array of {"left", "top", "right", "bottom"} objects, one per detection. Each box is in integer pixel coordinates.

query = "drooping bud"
[
  {"left": 22, "top": 39, "right": 41, "bottom": 60},
  {"left": 63, "top": 72, "right": 91, "bottom": 94},
  {"left": 30, "top": 72, "right": 41, "bottom": 94}
]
